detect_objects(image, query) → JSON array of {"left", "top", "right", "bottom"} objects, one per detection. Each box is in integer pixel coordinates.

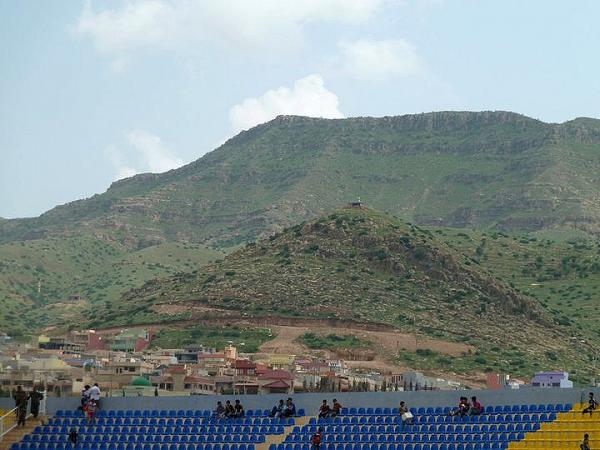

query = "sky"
[{"left": 1, "top": 0, "right": 600, "bottom": 219}]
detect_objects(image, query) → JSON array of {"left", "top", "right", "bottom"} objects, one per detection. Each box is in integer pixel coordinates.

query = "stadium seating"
[
  {"left": 10, "top": 403, "right": 596, "bottom": 450},
  {"left": 273, "top": 403, "right": 574, "bottom": 450},
  {"left": 508, "top": 402, "right": 599, "bottom": 449},
  {"left": 10, "top": 408, "right": 306, "bottom": 450}
]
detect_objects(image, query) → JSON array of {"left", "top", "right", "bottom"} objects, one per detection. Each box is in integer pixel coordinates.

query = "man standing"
[
  {"left": 13, "top": 385, "right": 29, "bottom": 427},
  {"left": 29, "top": 386, "right": 44, "bottom": 419},
  {"left": 88, "top": 383, "right": 101, "bottom": 409}
]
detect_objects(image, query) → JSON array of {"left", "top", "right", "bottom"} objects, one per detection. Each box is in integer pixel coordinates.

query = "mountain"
[
  {"left": 2, "top": 110, "right": 600, "bottom": 353},
  {"left": 3, "top": 111, "right": 600, "bottom": 250},
  {"left": 99, "top": 207, "right": 594, "bottom": 379}
]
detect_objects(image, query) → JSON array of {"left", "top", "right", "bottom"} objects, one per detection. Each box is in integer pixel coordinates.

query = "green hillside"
[
  {"left": 0, "top": 236, "right": 222, "bottom": 335},
  {"left": 3, "top": 112, "right": 600, "bottom": 251},
  {"left": 102, "top": 207, "right": 596, "bottom": 380}
]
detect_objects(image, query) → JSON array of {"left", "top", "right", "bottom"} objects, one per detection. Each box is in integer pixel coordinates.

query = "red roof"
[
  {"left": 232, "top": 359, "right": 256, "bottom": 369},
  {"left": 184, "top": 376, "right": 212, "bottom": 384},
  {"left": 262, "top": 380, "right": 290, "bottom": 389},
  {"left": 167, "top": 365, "right": 186, "bottom": 374},
  {"left": 259, "top": 370, "right": 293, "bottom": 380}
]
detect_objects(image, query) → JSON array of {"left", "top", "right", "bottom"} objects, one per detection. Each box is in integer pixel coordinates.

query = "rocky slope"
[{"left": 103, "top": 207, "right": 592, "bottom": 377}]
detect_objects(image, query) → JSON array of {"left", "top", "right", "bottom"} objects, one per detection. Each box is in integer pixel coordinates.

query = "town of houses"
[{"left": 0, "top": 329, "right": 540, "bottom": 398}]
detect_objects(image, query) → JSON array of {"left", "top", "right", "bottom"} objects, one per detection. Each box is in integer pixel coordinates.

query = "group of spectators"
[
  {"left": 213, "top": 400, "right": 245, "bottom": 419},
  {"left": 79, "top": 383, "right": 102, "bottom": 423},
  {"left": 448, "top": 396, "right": 483, "bottom": 417},
  {"left": 270, "top": 398, "right": 297, "bottom": 418},
  {"left": 11, "top": 385, "right": 44, "bottom": 427},
  {"left": 317, "top": 398, "right": 342, "bottom": 418}
]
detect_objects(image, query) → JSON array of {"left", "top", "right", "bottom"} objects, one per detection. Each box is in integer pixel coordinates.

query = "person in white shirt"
[{"left": 89, "top": 383, "right": 101, "bottom": 408}]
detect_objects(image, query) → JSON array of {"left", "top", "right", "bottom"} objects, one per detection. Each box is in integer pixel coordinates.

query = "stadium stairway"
[
  {"left": 0, "top": 419, "right": 39, "bottom": 450},
  {"left": 255, "top": 417, "right": 311, "bottom": 450},
  {"left": 508, "top": 402, "right": 598, "bottom": 449}
]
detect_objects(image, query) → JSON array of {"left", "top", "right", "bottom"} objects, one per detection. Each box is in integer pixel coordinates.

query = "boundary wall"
[{"left": 1, "top": 388, "right": 597, "bottom": 415}]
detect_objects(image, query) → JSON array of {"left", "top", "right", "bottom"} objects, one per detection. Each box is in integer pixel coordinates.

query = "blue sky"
[{"left": 1, "top": 0, "right": 599, "bottom": 218}]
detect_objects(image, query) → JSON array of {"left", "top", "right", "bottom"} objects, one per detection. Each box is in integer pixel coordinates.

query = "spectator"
[
  {"left": 154, "top": 387, "right": 159, "bottom": 397},
  {"left": 399, "top": 401, "right": 414, "bottom": 425},
  {"left": 271, "top": 399, "right": 285, "bottom": 418},
  {"left": 233, "top": 400, "right": 245, "bottom": 418},
  {"left": 89, "top": 383, "right": 101, "bottom": 409},
  {"left": 449, "top": 397, "right": 470, "bottom": 417},
  {"left": 470, "top": 396, "right": 483, "bottom": 415},
  {"left": 84, "top": 400, "right": 97, "bottom": 423},
  {"left": 581, "top": 433, "right": 590, "bottom": 450},
  {"left": 29, "top": 386, "right": 44, "bottom": 419},
  {"left": 224, "top": 400, "right": 235, "bottom": 418},
  {"left": 213, "top": 401, "right": 225, "bottom": 418},
  {"left": 68, "top": 429, "right": 78, "bottom": 446},
  {"left": 310, "top": 428, "right": 322, "bottom": 450},
  {"left": 13, "top": 385, "right": 29, "bottom": 427},
  {"left": 283, "top": 398, "right": 296, "bottom": 417},
  {"left": 318, "top": 400, "right": 330, "bottom": 418},
  {"left": 331, "top": 399, "right": 343, "bottom": 417},
  {"left": 582, "top": 392, "right": 599, "bottom": 416}
]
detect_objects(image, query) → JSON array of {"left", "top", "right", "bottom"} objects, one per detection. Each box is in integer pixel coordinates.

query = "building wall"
[{"left": 1, "top": 387, "right": 595, "bottom": 415}]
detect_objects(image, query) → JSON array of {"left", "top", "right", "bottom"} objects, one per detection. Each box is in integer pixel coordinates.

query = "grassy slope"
[
  {"left": 105, "top": 208, "right": 594, "bottom": 380},
  {"left": 0, "top": 236, "right": 223, "bottom": 334}
]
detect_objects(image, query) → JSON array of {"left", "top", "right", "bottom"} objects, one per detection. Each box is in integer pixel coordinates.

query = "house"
[
  {"left": 258, "top": 369, "right": 293, "bottom": 394},
  {"left": 109, "top": 329, "right": 154, "bottom": 353},
  {"left": 531, "top": 371, "right": 573, "bottom": 388},
  {"left": 231, "top": 359, "right": 256, "bottom": 376}
]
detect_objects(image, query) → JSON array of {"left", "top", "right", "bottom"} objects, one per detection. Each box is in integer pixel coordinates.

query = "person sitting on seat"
[
  {"left": 310, "top": 428, "right": 322, "bottom": 450},
  {"left": 68, "top": 429, "right": 78, "bottom": 446},
  {"left": 470, "top": 396, "right": 483, "bottom": 415},
  {"left": 330, "top": 399, "right": 342, "bottom": 418},
  {"left": 224, "top": 400, "right": 235, "bottom": 418},
  {"left": 449, "top": 397, "right": 470, "bottom": 417},
  {"left": 271, "top": 399, "right": 285, "bottom": 418},
  {"left": 233, "top": 400, "right": 245, "bottom": 418},
  {"left": 282, "top": 398, "right": 296, "bottom": 417},
  {"left": 399, "top": 401, "right": 414, "bottom": 425},
  {"left": 318, "top": 400, "right": 330, "bottom": 418},
  {"left": 213, "top": 401, "right": 225, "bottom": 418},
  {"left": 581, "top": 433, "right": 590, "bottom": 450},
  {"left": 582, "top": 392, "right": 599, "bottom": 416}
]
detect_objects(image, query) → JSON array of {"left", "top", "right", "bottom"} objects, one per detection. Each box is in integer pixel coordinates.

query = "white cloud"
[
  {"left": 229, "top": 74, "right": 344, "bottom": 133},
  {"left": 74, "top": 0, "right": 382, "bottom": 59},
  {"left": 338, "top": 38, "right": 424, "bottom": 82},
  {"left": 106, "top": 130, "right": 183, "bottom": 180}
]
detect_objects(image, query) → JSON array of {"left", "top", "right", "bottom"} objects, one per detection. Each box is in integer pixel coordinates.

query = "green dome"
[{"left": 131, "top": 376, "right": 151, "bottom": 387}]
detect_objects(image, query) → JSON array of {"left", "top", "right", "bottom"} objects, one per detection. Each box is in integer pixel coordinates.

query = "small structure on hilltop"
[{"left": 348, "top": 197, "right": 363, "bottom": 208}]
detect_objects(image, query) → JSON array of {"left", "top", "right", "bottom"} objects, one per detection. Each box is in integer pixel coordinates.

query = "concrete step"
[{"left": 255, "top": 416, "right": 313, "bottom": 450}]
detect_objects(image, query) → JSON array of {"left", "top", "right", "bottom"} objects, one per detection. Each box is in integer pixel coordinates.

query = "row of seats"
[
  {"left": 308, "top": 413, "right": 556, "bottom": 425},
  {"left": 272, "top": 443, "right": 506, "bottom": 450},
  {"left": 55, "top": 410, "right": 304, "bottom": 419},
  {"left": 340, "top": 405, "right": 571, "bottom": 416},
  {"left": 24, "top": 436, "right": 266, "bottom": 444},
  {"left": 297, "top": 423, "right": 542, "bottom": 433},
  {"left": 288, "top": 432, "right": 529, "bottom": 443},
  {"left": 12, "top": 445, "right": 254, "bottom": 450},
  {"left": 49, "top": 418, "right": 294, "bottom": 426},
  {"left": 36, "top": 426, "right": 282, "bottom": 435}
]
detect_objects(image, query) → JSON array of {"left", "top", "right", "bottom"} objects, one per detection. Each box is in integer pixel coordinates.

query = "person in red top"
[
  {"left": 310, "top": 428, "right": 322, "bottom": 450},
  {"left": 331, "top": 399, "right": 343, "bottom": 417},
  {"left": 470, "top": 396, "right": 483, "bottom": 415},
  {"left": 318, "top": 400, "right": 330, "bottom": 418}
]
